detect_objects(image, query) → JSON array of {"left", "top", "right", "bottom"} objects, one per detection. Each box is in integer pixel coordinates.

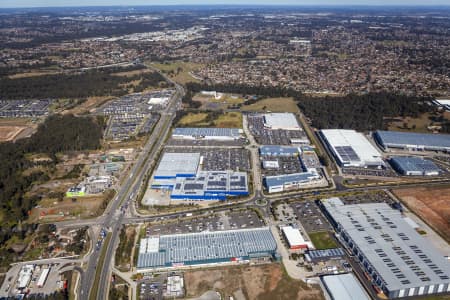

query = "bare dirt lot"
[
  {"left": 0, "top": 126, "right": 26, "bottom": 141},
  {"left": 0, "top": 118, "right": 36, "bottom": 141},
  {"left": 184, "top": 264, "right": 323, "bottom": 300},
  {"left": 393, "top": 186, "right": 450, "bottom": 242}
]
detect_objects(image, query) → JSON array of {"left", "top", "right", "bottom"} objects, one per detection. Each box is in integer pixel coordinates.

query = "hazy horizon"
[{"left": 2, "top": 1, "right": 450, "bottom": 9}]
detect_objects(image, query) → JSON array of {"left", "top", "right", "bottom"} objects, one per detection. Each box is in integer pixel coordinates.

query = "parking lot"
[
  {"left": 227, "top": 209, "right": 265, "bottom": 229},
  {"left": 341, "top": 166, "right": 397, "bottom": 177},
  {"left": 106, "top": 113, "right": 158, "bottom": 141},
  {"left": 138, "top": 275, "right": 164, "bottom": 300},
  {"left": 146, "top": 209, "right": 265, "bottom": 236},
  {"left": 301, "top": 152, "right": 322, "bottom": 169},
  {"left": 0, "top": 99, "right": 53, "bottom": 118},
  {"left": 339, "top": 191, "right": 395, "bottom": 205},
  {"left": 164, "top": 147, "right": 251, "bottom": 171},
  {"left": 261, "top": 156, "right": 304, "bottom": 176},
  {"left": 247, "top": 114, "right": 309, "bottom": 145},
  {"left": 290, "top": 201, "right": 331, "bottom": 233}
]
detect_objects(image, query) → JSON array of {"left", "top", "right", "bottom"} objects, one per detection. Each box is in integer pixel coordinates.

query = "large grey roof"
[
  {"left": 264, "top": 171, "right": 319, "bottom": 187},
  {"left": 390, "top": 156, "right": 440, "bottom": 174},
  {"left": 322, "top": 273, "right": 370, "bottom": 300},
  {"left": 154, "top": 152, "right": 200, "bottom": 178},
  {"left": 323, "top": 200, "right": 450, "bottom": 292},
  {"left": 137, "top": 227, "right": 277, "bottom": 268},
  {"left": 173, "top": 127, "right": 241, "bottom": 137},
  {"left": 375, "top": 131, "right": 450, "bottom": 150}
]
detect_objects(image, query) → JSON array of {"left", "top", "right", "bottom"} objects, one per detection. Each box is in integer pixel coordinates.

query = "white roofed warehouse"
[
  {"left": 321, "top": 273, "right": 370, "bottom": 300},
  {"left": 320, "top": 129, "right": 385, "bottom": 168},
  {"left": 320, "top": 198, "right": 450, "bottom": 299},
  {"left": 263, "top": 113, "right": 301, "bottom": 130}
]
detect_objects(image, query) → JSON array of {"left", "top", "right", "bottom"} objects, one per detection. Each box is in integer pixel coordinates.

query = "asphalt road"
[{"left": 77, "top": 71, "right": 183, "bottom": 299}]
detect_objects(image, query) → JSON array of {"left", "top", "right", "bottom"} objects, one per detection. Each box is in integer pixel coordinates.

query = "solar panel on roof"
[{"left": 184, "top": 183, "right": 204, "bottom": 190}]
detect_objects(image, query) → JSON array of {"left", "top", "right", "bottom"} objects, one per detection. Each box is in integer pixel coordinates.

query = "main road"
[{"left": 79, "top": 70, "right": 183, "bottom": 300}]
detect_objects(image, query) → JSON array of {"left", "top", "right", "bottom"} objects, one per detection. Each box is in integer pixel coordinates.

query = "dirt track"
[
  {"left": 0, "top": 126, "right": 26, "bottom": 142},
  {"left": 394, "top": 186, "right": 450, "bottom": 242}
]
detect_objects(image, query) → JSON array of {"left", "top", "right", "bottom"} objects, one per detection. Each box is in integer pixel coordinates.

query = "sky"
[{"left": 1, "top": 0, "right": 450, "bottom": 8}]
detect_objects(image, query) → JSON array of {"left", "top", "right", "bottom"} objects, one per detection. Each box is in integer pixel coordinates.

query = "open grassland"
[
  {"left": 387, "top": 113, "right": 434, "bottom": 133},
  {"left": 393, "top": 186, "right": 450, "bottom": 243},
  {"left": 242, "top": 97, "right": 299, "bottom": 113},
  {"left": 8, "top": 69, "right": 60, "bottom": 79},
  {"left": 193, "top": 93, "right": 246, "bottom": 110},
  {"left": 184, "top": 263, "right": 324, "bottom": 300},
  {"left": 150, "top": 61, "right": 203, "bottom": 84},
  {"left": 177, "top": 111, "right": 243, "bottom": 128},
  {"left": 64, "top": 96, "right": 114, "bottom": 115},
  {"left": 308, "top": 231, "right": 338, "bottom": 250}
]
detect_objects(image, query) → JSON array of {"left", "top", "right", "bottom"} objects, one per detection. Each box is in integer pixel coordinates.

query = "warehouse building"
[
  {"left": 281, "top": 226, "right": 314, "bottom": 250},
  {"left": 321, "top": 198, "right": 450, "bottom": 299},
  {"left": 154, "top": 152, "right": 200, "bottom": 179},
  {"left": 321, "top": 273, "right": 370, "bottom": 300},
  {"left": 320, "top": 129, "right": 385, "bottom": 168},
  {"left": 259, "top": 145, "right": 301, "bottom": 157},
  {"left": 374, "top": 130, "right": 450, "bottom": 152},
  {"left": 389, "top": 156, "right": 441, "bottom": 176},
  {"left": 263, "top": 113, "right": 301, "bottom": 130},
  {"left": 172, "top": 128, "right": 242, "bottom": 140},
  {"left": 137, "top": 227, "right": 277, "bottom": 269},
  {"left": 171, "top": 171, "right": 248, "bottom": 200},
  {"left": 264, "top": 169, "right": 321, "bottom": 193}
]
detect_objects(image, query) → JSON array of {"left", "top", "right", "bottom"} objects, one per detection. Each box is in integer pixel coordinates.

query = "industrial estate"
[{"left": 0, "top": 5, "right": 449, "bottom": 300}]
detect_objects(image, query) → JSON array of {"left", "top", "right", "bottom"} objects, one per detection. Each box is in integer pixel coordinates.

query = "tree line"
[
  {"left": 0, "top": 68, "right": 166, "bottom": 100},
  {"left": 296, "top": 93, "right": 432, "bottom": 131},
  {"left": 0, "top": 114, "right": 103, "bottom": 266}
]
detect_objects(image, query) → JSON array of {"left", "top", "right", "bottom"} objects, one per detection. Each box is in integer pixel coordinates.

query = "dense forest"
[
  {"left": 296, "top": 93, "right": 432, "bottom": 131},
  {"left": 0, "top": 68, "right": 166, "bottom": 99},
  {"left": 0, "top": 115, "right": 103, "bottom": 266}
]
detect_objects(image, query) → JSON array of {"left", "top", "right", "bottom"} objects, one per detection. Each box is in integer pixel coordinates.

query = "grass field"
[
  {"left": 184, "top": 263, "right": 323, "bottom": 300},
  {"left": 150, "top": 61, "right": 204, "bottom": 84},
  {"left": 242, "top": 97, "right": 299, "bottom": 113},
  {"left": 387, "top": 111, "right": 449, "bottom": 133},
  {"left": 193, "top": 93, "right": 245, "bottom": 110},
  {"left": 177, "top": 112, "right": 243, "bottom": 128},
  {"left": 308, "top": 231, "right": 338, "bottom": 250}
]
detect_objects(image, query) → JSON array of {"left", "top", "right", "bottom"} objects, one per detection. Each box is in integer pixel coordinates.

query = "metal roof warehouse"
[
  {"left": 389, "top": 156, "right": 441, "bottom": 176},
  {"left": 153, "top": 152, "right": 200, "bottom": 180},
  {"left": 374, "top": 130, "right": 450, "bottom": 152},
  {"left": 172, "top": 128, "right": 242, "bottom": 140},
  {"left": 137, "top": 227, "right": 277, "bottom": 269},
  {"left": 321, "top": 198, "right": 450, "bottom": 299},
  {"left": 171, "top": 171, "right": 248, "bottom": 200},
  {"left": 320, "top": 129, "right": 385, "bottom": 168},
  {"left": 321, "top": 273, "right": 370, "bottom": 300},
  {"left": 263, "top": 113, "right": 301, "bottom": 130}
]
